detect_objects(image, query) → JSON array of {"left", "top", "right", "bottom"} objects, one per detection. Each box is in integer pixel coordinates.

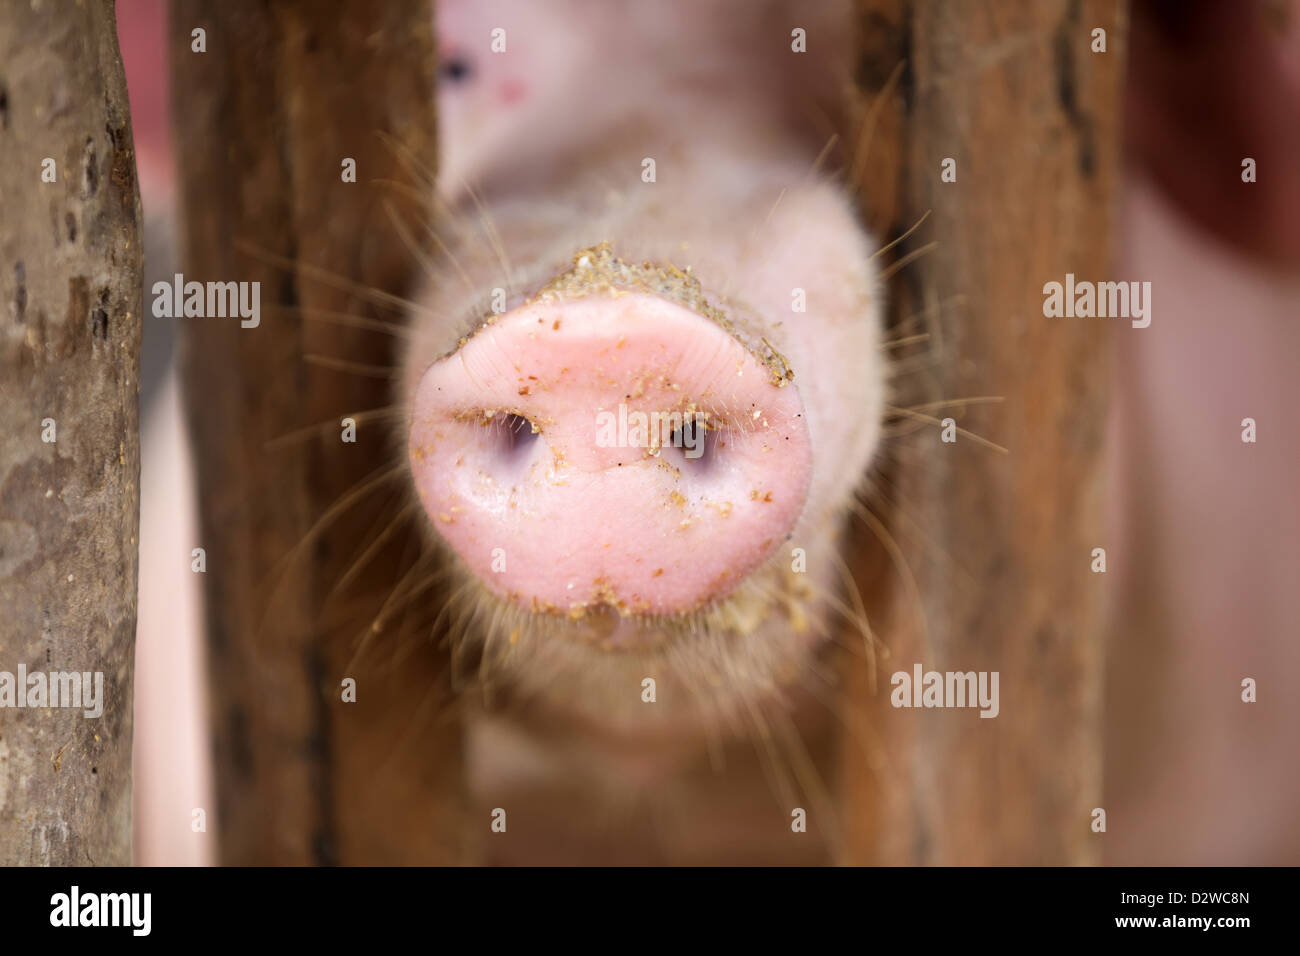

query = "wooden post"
[
  {"left": 0, "top": 0, "right": 143, "bottom": 865},
  {"left": 841, "top": 0, "right": 1124, "bottom": 863},
  {"left": 170, "top": 1, "right": 466, "bottom": 863}
]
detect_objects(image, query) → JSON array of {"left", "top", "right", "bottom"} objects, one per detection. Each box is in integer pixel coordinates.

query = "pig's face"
[
  {"left": 408, "top": 0, "right": 881, "bottom": 733},
  {"left": 434, "top": 0, "right": 612, "bottom": 198}
]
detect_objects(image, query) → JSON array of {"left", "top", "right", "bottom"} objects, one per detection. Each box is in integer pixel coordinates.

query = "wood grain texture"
[
  {"left": 0, "top": 0, "right": 142, "bottom": 866},
  {"left": 841, "top": 0, "right": 1124, "bottom": 863},
  {"left": 170, "top": 0, "right": 467, "bottom": 864}
]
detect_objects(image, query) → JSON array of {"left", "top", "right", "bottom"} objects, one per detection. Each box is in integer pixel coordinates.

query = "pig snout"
[{"left": 407, "top": 262, "right": 813, "bottom": 619}]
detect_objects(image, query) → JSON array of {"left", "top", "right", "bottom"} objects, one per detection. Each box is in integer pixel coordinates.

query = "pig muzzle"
[{"left": 408, "top": 255, "right": 811, "bottom": 624}]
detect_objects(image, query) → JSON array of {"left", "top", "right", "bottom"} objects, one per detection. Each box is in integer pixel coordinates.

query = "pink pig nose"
[{"left": 407, "top": 292, "right": 811, "bottom": 617}]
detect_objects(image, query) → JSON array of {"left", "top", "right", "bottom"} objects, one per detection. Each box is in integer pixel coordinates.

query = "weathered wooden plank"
[
  {"left": 170, "top": 0, "right": 464, "bottom": 864},
  {"left": 0, "top": 0, "right": 142, "bottom": 866},
  {"left": 841, "top": 0, "right": 1124, "bottom": 864}
]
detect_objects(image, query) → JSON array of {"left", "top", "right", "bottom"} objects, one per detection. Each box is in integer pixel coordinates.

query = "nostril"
[
  {"left": 467, "top": 411, "right": 542, "bottom": 481},
  {"left": 667, "top": 420, "right": 719, "bottom": 472},
  {"left": 494, "top": 412, "right": 539, "bottom": 464},
  {"left": 500, "top": 411, "right": 534, "bottom": 445}
]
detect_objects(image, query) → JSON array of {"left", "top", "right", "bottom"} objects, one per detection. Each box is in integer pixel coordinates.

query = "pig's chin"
[
  {"left": 434, "top": 533, "right": 830, "bottom": 727},
  {"left": 455, "top": 544, "right": 813, "bottom": 654}
]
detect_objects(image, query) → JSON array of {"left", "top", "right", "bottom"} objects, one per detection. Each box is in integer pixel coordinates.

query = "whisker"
[
  {"left": 264, "top": 406, "right": 403, "bottom": 451},
  {"left": 301, "top": 309, "right": 410, "bottom": 339},
  {"left": 421, "top": 220, "right": 478, "bottom": 295},
  {"left": 739, "top": 694, "right": 798, "bottom": 813},
  {"left": 369, "top": 175, "right": 434, "bottom": 208},
  {"left": 872, "top": 208, "right": 932, "bottom": 260},
  {"left": 793, "top": 662, "right": 890, "bottom": 782},
  {"left": 879, "top": 332, "right": 930, "bottom": 350},
  {"left": 462, "top": 180, "right": 515, "bottom": 287},
  {"left": 827, "top": 548, "right": 880, "bottom": 684},
  {"left": 883, "top": 404, "right": 1009, "bottom": 455},
  {"left": 806, "top": 132, "right": 840, "bottom": 182},
  {"left": 847, "top": 59, "right": 906, "bottom": 197},
  {"left": 876, "top": 240, "right": 940, "bottom": 282},
  {"left": 903, "top": 396, "right": 1006, "bottom": 412},
  {"left": 849, "top": 496, "right": 932, "bottom": 665},
  {"left": 383, "top": 197, "right": 446, "bottom": 286},
  {"left": 760, "top": 187, "right": 787, "bottom": 230},
  {"left": 256, "top": 462, "right": 408, "bottom": 637},
  {"left": 767, "top": 700, "right": 841, "bottom": 855},
  {"left": 889, "top": 292, "right": 966, "bottom": 337},
  {"left": 346, "top": 556, "right": 447, "bottom": 674},
  {"left": 332, "top": 501, "right": 420, "bottom": 597},
  {"left": 374, "top": 128, "right": 437, "bottom": 194},
  {"left": 234, "top": 239, "right": 435, "bottom": 317},
  {"left": 872, "top": 469, "right": 979, "bottom": 595},
  {"left": 392, "top": 570, "right": 461, "bottom": 660},
  {"left": 374, "top": 679, "right": 457, "bottom": 781},
  {"left": 303, "top": 353, "right": 400, "bottom": 380},
  {"left": 259, "top": 303, "right": 412, "bottom": 340}
]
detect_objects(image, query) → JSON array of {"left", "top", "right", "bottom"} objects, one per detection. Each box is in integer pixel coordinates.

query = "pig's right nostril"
[{"left": 666, "top": 421, "right": 718, "bottom": 471}]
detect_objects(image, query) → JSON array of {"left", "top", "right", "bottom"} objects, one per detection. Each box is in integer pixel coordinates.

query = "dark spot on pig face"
[
  {"left": 414, "top": 0, "right": 882, "bottom": 730},
  {"left": 0, "top": 82, "right": 9, "bottom": 130}
]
